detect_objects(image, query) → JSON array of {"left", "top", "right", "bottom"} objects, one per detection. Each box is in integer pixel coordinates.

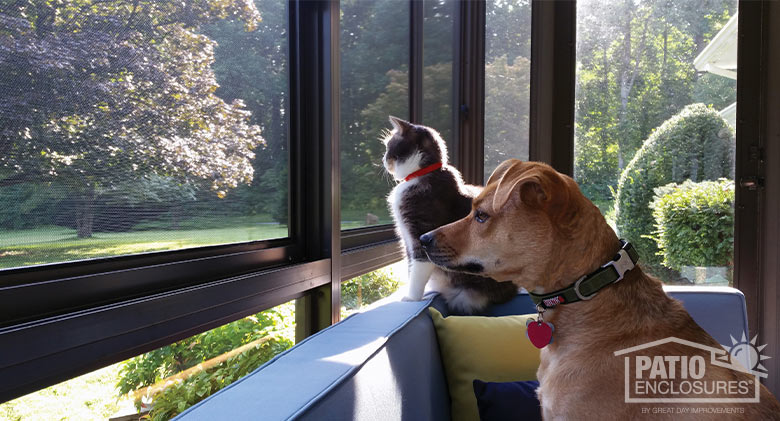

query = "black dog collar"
[{"left": 528, "top": 240, "right": 639, "bottom": 309}]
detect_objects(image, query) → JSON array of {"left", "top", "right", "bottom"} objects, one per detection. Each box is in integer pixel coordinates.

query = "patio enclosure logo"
[{"left": 614, "top": 333, "right": 770, "bottom": 403}]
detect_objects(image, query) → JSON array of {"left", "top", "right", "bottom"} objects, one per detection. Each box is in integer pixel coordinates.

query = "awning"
[{"left": 693, "top": 13, "right": 738, "bottom": 80}]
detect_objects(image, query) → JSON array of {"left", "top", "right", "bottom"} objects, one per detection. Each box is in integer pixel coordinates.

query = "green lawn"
[
  {"left": 0, "top": 211, "right": 402, "bottom": 270},
  {"left": 0, "top": 363, "right": 125, "bottom": 421},
  {"left": 340, "top": 208, "right": 392, "bottom": 226},
  {"left": 0, "top": 217, "right": 288, "bottom": 270}
]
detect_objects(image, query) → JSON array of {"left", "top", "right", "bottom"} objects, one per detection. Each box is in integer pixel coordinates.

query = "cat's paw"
[{"left": 401, "top": 294, "right": 424, "bottom": 302}]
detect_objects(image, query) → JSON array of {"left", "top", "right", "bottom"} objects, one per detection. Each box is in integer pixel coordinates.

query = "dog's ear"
[
  {"left": 389, "top": 116, "right": 413, "bottom": 135},
  {"left": 491, "top": 162, "right": 571, "bottom": 217},
  {"left": 492, "top": 170, "right": 543, "bottom": 213},
  {"left": 486, "top": 159, "right": 521, "bottom": 187}
]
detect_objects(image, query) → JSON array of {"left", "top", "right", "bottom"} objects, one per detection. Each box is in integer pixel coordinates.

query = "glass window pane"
[
  {"left": 0, "top": 1, "right": 290, "bottom": 270},
  {"left": 574, "top": 0, "right": 737, "bottom": 285},
  {"left": 340, "top": 0, "right": 410, "bottom": 229},
  {"left": 484, "top": 0, "right": 532, "bottom": 181},
  {"left": 423, "top": 0, "right": 456, "bottom": 152},
  {"left": 0, "top": 301, "right": 295, "bottom": 420}
]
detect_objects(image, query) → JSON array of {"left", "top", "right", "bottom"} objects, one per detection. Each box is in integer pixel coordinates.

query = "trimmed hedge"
[
  {"left": 650, "top": 179, "right": 734, "bottom": 270},
  {"left": 614, "top": 104, "right": 733, "bottom": 267}
]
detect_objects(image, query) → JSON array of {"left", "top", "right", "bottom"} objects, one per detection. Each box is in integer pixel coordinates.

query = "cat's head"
[{"left": 382, "top": 116, "right": 448, "bottom": 181}]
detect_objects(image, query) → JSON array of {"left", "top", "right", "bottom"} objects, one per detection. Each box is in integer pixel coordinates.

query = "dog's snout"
[{"left": 419, "top": 232, "right": 435, "bottom": 248}]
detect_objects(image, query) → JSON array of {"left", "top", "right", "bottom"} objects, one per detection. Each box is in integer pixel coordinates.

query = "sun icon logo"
[{"left": 722, "top": 332, "right": 771, "bottom": 377}]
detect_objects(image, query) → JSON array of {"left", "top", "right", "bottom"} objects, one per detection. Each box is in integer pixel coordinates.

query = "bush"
[
  {"left": 117, "top": 304, "right": 293, "bottom": 395},
  {"left": 341, "top": 267, "right": 400, "bottom": 310},
  {"left": 144, "top": 335, "right": 293, "bottom": 421},
  {"left": 614, "top": 104, "right": 733, "bottom": 267},
  {"left": 0, "top": 183, "right": 66, "bottom": 229},
  {"left": 650, "top": 179, "right": 734, "bottom": 271}
]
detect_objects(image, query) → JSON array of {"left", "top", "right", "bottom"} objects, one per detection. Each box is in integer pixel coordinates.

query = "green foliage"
[
  {"left": 650, "top": 179, "right": 734, "bottom": 270},
  {"left": 341, "top": 268, "right": 400, "bottom": 310},
  {"left": 693, "top": 73, "right": 737, "bottom": 112},
  {"left": 117, "top": 305, "right": 293, "bottom": 395},
  {"left": 484, "top": 55, "right": 531, "bottom": 181},
  {"left": 614, "top": 104, "right": 733, "bottom": 266},
  {"left": 340, "top": 0, "right": 410, "bottom": 216},
  {"left": 574, "top": 0, "right": 736, "bottom": 206},
  {"left": 422, "top": 62, "right": 455, "bottom": 149},
  {"left": 1, "top": 0, "right": 267, "bottom": 237},
  {"left": 0, "top": 183, "right": 66, "bottom": 229},
  {"left": 145, "top": 336, "right": 293, "bottom": 421}
]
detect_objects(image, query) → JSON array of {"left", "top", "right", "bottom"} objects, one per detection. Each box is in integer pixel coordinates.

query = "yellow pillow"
[{"left": 428, "top": 307, "right": 540, "bottom": 421}]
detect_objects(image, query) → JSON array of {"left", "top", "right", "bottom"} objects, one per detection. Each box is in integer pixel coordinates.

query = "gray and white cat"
[{"left": 382, "top": 116, "right": 517, "bottom": 314}]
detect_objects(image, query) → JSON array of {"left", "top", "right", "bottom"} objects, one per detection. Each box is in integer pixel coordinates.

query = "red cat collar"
[{"left": 404, "top": 162, "right": 443, "bottom": 182}]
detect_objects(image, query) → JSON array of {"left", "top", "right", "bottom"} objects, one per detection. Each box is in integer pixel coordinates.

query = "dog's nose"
[{"left": 419, "top": 232, "right": 435, "bottom": 248}]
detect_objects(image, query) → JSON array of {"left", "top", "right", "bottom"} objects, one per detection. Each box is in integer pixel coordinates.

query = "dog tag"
[{"left": 526, "top": 318, "right": 554, "bottom": 349}]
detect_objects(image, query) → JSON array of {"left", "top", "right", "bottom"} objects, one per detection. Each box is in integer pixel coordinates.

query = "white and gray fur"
[{"left": 383, "top": 116, "right": 517, "bottom": 314}]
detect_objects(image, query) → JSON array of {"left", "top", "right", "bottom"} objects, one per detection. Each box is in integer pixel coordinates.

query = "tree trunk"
[
  {"left": 170, "top": 208, "right": 180, "bottom": 230},
  {"left": 617, "top": 0, "right": 649, "bottom": 170},
  {"left": 271, "top": 93, "right": 282, "bottom": 157},
  {"left": 76, "top": 186, "right": 95, "bottom": 238},
  {"left": 600, "top": 45, "right": 610, "bottom": 167},
  {"left": 617, "top": 0, "right": 634, "bottom": 170}
]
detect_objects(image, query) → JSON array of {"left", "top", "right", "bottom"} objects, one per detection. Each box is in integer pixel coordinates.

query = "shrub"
[
  {"left": 145, "top": 335, "right": 293, "bottom": 421},
  {"left": 614, "top": 104, "right": 733, "bottom": 267},
  {"left": 117, "top": 304, "right": 293, "bottom": 394},
  {"left": 341, "top": 267, "right": 400, "bottom": 310},
  {"left": 650, "top": 179, "right": 734, "bottom": 271}
]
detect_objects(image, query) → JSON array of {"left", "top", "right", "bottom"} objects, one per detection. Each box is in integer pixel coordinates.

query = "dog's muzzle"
[{"left": 419, "top": 232, "right": 484, "bottom": 274}]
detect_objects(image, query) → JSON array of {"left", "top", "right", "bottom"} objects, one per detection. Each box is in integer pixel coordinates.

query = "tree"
[
  {"left": 574, "top": 0, "right": 736, "bottom": 205},
  {"left": 340, "top": 0, "right": 410, "bottom": 217},
  {"left": 486, "top": 0, "right": 532, "bottom": 65},
  {"left": 484, "top": 55, "right": 530, "bottom": 181},
  {"left": 0, "top": 1, "right": 265, "bottom": 237},
  {"left": 202, "top": 2, "right": 290, "bottom": 223}
]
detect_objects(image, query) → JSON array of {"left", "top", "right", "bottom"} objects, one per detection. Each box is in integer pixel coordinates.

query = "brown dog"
[{"left": 420, "top": 160, "right": 780, "bottom": 420}]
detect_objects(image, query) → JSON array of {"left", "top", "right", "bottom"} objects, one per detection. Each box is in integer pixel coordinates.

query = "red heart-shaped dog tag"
[{"left": 526, "top": 319, "right": 554, "bottom": 349}]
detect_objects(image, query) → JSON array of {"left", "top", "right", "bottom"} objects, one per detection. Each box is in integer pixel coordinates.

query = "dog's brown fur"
[{"left": 422, "top": 160, "right": 780, "bottom": 420}]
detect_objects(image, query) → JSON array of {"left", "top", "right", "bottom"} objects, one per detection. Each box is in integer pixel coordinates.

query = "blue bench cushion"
[{"left": 175, "top": 297, "right": 450, "bottom": 420}]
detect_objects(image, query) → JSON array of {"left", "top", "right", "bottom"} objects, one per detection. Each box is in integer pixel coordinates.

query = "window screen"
[{"left": 0, "top": 1, "right": 290, "bottom": 270}]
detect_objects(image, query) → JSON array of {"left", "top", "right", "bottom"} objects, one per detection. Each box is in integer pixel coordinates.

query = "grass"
[
  {"left": 0, "top": 211, "right": 399, "bottom": 270},
  {"left": 0, "top": 363, "right": 125, "bottom": 421},
  {"left": 340, "top": 208, "right": 393, "bottom": 228},
  {"left": 0, "top": 217, "right": 288, "bottom": 270}
]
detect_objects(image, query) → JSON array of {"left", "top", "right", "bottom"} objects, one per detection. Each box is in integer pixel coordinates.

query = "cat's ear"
[{"left": 389, "top": 116, "right": 413, "bottom": 135}]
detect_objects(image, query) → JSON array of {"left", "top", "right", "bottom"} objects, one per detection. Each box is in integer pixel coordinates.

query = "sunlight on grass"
[
  {"left": 0, "top": 363, "right": 125, "bottom": 421},
  {"left": 70, "top": 241, "right": 183, "bottom": 256},
  {"left": 0, "top": 217, "right": 289, "bottom": 270}
]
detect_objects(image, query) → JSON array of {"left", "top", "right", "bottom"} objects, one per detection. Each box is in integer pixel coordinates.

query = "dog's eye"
[{"left": 475, "top": 210, "right": 489, "bottom": 223}]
